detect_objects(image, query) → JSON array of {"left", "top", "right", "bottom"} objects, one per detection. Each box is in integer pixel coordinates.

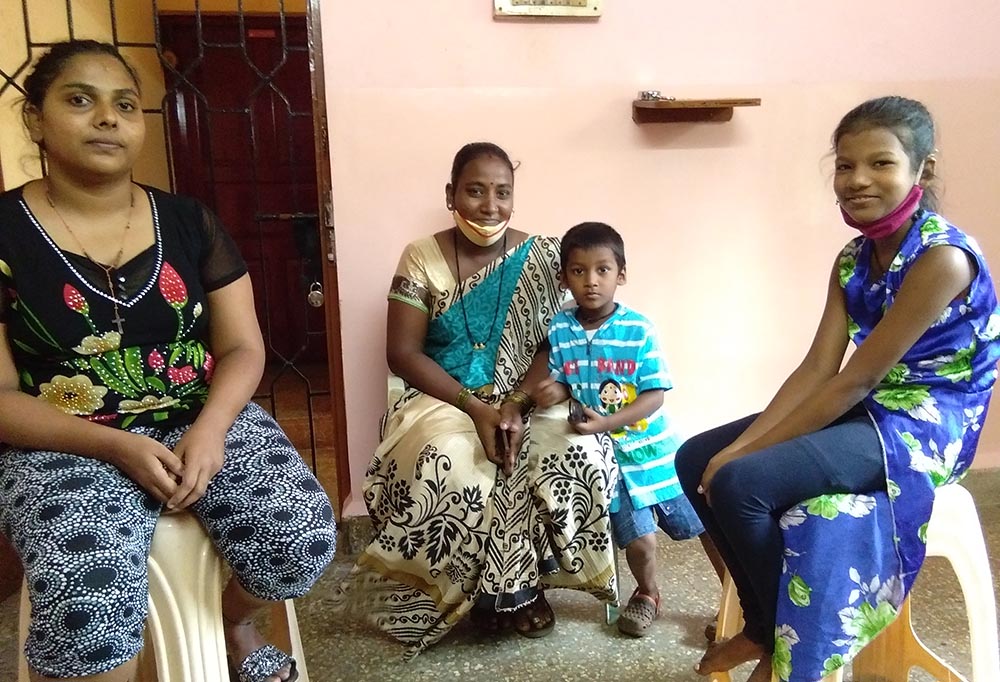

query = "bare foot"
[
  {"left": 746, "top": 657, "right": 772, "bottom": 682},
  {"left": 225, "top": 619, "right": 295, "bottom": 682},
  {"left": 513, "top": 592, "right": 556, "bottom": 638},
  {"left": 694, "top": 631, "right": 766, "bottom": 676}
]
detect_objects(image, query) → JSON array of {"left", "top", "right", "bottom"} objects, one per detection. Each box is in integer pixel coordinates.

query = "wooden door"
[{"left": 157, "top": 10, "right": 347, "bottom": 506}]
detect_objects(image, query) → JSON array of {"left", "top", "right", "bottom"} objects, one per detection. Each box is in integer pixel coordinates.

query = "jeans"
[{"left": 674, "top": 405, "right": 885, "bottom": 648}]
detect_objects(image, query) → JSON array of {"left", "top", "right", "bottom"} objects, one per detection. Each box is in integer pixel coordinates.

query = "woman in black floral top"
[{"left": 0, "top": 41, "right": 333, "bottom": 682}]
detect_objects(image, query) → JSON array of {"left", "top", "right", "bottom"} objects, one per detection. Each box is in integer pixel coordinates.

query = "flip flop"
[
  {"left": 617, "top": 587, "right": 660, "bottom": 637},
  {"left": 231, "top": 644, "right": 299, "bottom": 682}
]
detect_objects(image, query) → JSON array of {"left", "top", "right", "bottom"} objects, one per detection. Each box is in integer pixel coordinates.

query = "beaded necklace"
[{"left": 46, "top": 183, "right": 134, "bottom": 334}]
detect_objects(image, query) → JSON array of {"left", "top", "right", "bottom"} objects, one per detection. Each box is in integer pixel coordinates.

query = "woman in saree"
[{"left": 332, "top": 142, "right": 618, "bottom": 658}]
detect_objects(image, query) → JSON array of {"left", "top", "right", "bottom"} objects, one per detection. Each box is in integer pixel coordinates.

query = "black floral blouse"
[{"left": 0, "top": 185, "right": 247, "bottom": 429}]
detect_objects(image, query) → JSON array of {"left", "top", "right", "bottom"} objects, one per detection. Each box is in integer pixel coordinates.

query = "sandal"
[
  {"left": 231, "top": 644, "right": 299, "bottom": 682},
  {"left": 513, "top": 592, "right": 556, "bottom": 639},
  {"left": 617, "top": 587, "right": 660, "bottom": 637},
  {"left": 470, "top": 605, "right": 512, "bottom": 635}
]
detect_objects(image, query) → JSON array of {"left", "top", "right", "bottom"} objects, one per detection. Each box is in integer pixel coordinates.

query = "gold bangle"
[
  {"left": 456, "top": 387, "right": 473, "bottom": 410},
  {"left": 507, "top": 389, "right": 531, "bottom": 405},
  {"left": 503, "top": 389, "right": 534, "bottom": 414}
]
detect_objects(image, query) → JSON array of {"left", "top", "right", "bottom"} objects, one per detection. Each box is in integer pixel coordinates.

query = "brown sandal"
[{"left": 617, "top": 587, "right": 660, "bottom": 637}]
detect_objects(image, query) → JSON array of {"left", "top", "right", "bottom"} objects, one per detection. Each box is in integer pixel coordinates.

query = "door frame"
[
  {"left": 306, "top": 0, "right": 351, "bottom": 512},
  {"left": 0, "top": 0, "right": 351, "bottom": 512}
]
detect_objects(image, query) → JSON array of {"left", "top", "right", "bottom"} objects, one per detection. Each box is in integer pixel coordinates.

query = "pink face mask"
[{"left": 841, "top": 185, "right": 924, "bottom": 240}]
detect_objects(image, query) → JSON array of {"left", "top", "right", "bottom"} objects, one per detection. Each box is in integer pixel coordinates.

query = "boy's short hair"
[{"left": 560, "top": 222, "right": 626, "bottom": 271}]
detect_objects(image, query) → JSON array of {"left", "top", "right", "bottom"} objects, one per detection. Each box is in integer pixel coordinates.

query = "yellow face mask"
[{"left": 453, "top": 210, "right": 509, "bottom": 247}]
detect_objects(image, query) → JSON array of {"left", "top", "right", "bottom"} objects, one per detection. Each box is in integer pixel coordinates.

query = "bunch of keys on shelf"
[{"left": 638, "top": 90, "right": 676, "bottom": 101}]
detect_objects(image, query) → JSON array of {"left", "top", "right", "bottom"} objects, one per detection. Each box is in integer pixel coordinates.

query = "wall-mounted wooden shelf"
[{"left": 632, "top": 98, "right": 761, "bottom": 124}]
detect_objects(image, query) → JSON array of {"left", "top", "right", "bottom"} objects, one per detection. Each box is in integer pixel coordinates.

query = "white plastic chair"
[
  {"left": 709, "top": 483, "right": 998, "bottom": 682},
  {"left": 18, "top": 511, "right": 309, "bottom": 682},
  {"left": 852, "top": 483, "right": 999, "bottom": 682}
]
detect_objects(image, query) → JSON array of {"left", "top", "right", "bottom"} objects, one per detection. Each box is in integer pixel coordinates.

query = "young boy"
[{"left": 534, "top": 221, "right": 723, "bottom": 637}]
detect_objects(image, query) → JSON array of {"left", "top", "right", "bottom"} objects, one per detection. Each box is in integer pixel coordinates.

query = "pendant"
[{"left": 472, "top": 341, "right": 487, "bottom": 351}]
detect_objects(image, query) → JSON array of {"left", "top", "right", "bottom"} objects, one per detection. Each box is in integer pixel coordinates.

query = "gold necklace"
[{"left": 46, "top": 184, "right": 135, "bottom": 334}]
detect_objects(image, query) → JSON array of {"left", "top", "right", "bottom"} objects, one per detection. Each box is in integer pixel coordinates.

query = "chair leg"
[
  {"left": 605, "top": 539, "right": 622, "bottom": 625},
  {"left": 925, "top": 485, "right": 1000, "bottom": 682},
  {"left": 708, "top": 574, "right": 742, "bottom": 682},
  {"left": 949, "top": 546, "right": 1000, "bottom": 682},
  {"left": 269, "top": 600, "right": 310, "bottom": 681},
  {"left": 852, "top": 597, "right": 966, "bottom": 682},
  {"left": 715, "top": 572, "right": 743, "bottom": 641}
]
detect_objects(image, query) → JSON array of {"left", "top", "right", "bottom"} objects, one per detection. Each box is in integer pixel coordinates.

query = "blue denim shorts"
[{"left": 610, "top": 475, "right": 705, "bottom": 547}]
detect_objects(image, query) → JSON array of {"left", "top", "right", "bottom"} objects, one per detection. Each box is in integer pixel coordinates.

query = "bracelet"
[
  {"left": 456, "top": 387, "right": 473, "bottom": 410},
  {"left": 503, "top": 389, "right": 535, "bottom": 415}
]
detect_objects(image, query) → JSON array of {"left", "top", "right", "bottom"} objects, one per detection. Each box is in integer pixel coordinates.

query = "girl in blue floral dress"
[{"left": 675, "top": 96, "right": 1000, "bottom": 682}]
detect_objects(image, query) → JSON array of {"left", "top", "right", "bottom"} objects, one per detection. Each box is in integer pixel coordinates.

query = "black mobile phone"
[{"left": 568, "top": 398, "right": 587, "bottom": 424}]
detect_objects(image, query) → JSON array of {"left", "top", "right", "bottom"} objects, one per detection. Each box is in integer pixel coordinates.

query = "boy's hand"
[
  {"left": 571, "top": 407, "right": 608, "bottom": 435},
  {"left": 533, "top": 377, "right": 569, "bottom": 409}
]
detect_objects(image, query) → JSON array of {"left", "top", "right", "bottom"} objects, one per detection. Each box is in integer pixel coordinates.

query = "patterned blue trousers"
[{"left": 0, "top": 402, "right": 336, "bottom": 678}]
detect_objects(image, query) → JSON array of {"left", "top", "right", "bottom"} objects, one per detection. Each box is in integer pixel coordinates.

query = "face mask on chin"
[
  {"left": 840, "top": 157, "right": 926, "bottom": 242},
  {"left": 453, "top": 210, "right": 509, "bottom": 247}
]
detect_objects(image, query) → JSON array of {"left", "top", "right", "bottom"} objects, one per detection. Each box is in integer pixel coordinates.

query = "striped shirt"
[{"left": 548, "top": 304, "right": 684, "bottom": 510}]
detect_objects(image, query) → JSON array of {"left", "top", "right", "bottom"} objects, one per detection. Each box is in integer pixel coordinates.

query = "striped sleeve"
[
  {"left": 548, "top": 311, "right": 570, "bottom": 383},
  {"left": 636, "top": 322, "right": 672, "bottom": 393}
]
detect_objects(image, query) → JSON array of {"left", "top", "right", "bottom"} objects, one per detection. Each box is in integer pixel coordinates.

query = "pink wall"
[{"left": 322, "top": 2, "right": 1000, "bottom": 517}]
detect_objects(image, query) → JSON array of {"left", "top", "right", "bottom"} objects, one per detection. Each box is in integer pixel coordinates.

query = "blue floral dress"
[{"left": 773, "top": 212, "right": 1000, "bottom": 681}]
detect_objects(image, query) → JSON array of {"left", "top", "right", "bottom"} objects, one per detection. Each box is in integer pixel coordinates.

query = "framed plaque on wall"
[{"left": 494, "top": 1, "right": 602, "bottom": 18}]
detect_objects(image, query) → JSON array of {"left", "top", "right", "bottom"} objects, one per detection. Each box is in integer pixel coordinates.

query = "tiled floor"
[{"left": 3, "top": 472, "right": 999, "bottom": 682}]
